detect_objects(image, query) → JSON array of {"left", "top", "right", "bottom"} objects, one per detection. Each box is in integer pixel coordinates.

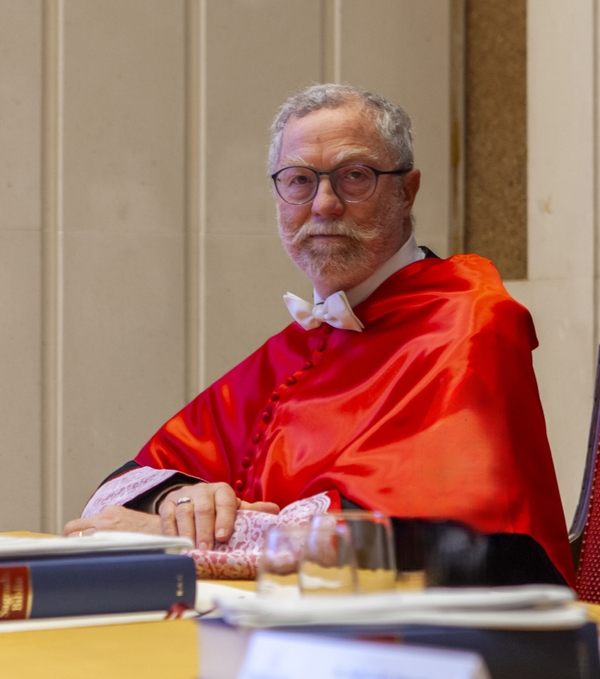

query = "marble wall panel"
[
  {"left": 519, "top": 0, "right": 597, "bottom": 522},
  {"left": 61, "top": 230, "right": 186, "bottom": 522},
  {"left": 0, "top": 232, "right": 42, "bottom": 531},
  {"left": 0, "top": 0, "right": 42, "bottom": 231},
  {"left": 527, "top": 0, "right": 594, "bottom": 283},
  {"left": 59, "top": 0, "right": 187, "bottom": 523},
  {"left": 204, "top": 233, "right": 312, "bottom": 386},
  {"left": 205, "top": 0, "right": 322, "bottom": 237},
  {"left": 62, "top": 0, "right": 185, "bottom": 234},
  {"left": 505, "top": 277, "right": 594, "bottom": 522},
  {"left": 341, "top": 0, "right": 452, "bottom": 258},
  {"left": 0, "top": 0, "right": 456, "bottom": 531},
  {"left": 0, "top": 0, "right": 43, "bottom": 531},
  {"left": 465, "top": 0, "right": 527, "bottom": 280}
]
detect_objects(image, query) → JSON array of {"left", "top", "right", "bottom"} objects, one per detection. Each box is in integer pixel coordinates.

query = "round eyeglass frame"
[{"left": 271, "top": 163, "right": 413, "bottom": 205}]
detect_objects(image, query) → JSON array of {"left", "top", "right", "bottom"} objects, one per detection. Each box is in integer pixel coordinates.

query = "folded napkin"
[
  {"left": 187, "top": 492, "right": 334, "bottom": 579},
  {"left": 216, "top": 584, "right": 585, "bottom": 630}
]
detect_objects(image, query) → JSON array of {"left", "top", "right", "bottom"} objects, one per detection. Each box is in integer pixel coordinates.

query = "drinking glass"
[
  {"left": 324, "top": 511, "right": 397, "bottom": 593},
  {"left": 256, "top": 524, "right": 309, "bottom": 599},
  {"left": 299, "top": 516, "right": 358, "bottom": 596}
]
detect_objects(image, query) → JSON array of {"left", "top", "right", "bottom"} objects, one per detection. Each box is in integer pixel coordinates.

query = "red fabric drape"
[{"left": 136, "top": 255, "right": 574, "bottom": 586}]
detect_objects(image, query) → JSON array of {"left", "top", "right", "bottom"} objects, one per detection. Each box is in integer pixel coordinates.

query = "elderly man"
[{"left": 65, "top": 84, "right": 574, "bottom": 586}]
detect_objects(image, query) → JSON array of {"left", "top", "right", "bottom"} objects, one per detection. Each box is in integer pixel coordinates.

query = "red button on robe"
[{"left": 135, "top": 254, "right": 575, "bottom": 585}]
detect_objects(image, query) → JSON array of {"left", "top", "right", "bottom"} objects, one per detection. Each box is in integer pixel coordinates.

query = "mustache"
[{"left": 288, "top": 220, "right": 379, "bottom": 246}]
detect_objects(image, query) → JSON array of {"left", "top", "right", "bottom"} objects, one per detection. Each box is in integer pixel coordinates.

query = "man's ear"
[{"left": 402, "top": 169, "right": 421, "bottom": 218}]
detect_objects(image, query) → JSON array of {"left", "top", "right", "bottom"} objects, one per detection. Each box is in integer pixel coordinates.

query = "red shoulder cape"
[{"left": 136, "top": 255, "right": 574, "bottom": 585}]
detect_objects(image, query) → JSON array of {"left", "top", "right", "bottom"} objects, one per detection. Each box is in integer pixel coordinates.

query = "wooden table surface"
[{"left": 0, "top": 618, "right": 200, "bottom": 679}]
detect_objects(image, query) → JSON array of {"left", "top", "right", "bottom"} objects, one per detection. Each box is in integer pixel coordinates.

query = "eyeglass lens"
[{"left": 275, "top": 165, "right": 378, "bottom": 204}]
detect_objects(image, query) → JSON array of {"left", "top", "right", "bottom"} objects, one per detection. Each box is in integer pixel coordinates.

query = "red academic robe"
[{"left": 135, "top": 254, "right": 574, "bottom": 585}]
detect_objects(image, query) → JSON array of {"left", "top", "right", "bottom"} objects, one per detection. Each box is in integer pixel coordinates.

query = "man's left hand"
[{"left": 63, "top": 506, "right": 163, "bottom": 537}]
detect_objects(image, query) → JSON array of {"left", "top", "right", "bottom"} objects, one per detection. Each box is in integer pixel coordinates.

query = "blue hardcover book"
[
  {"left": 0, "top": 552, "right": 196, "bottom": 619},
  {"left": 385, "top": 622, "right": 600, "bottom": 679}
]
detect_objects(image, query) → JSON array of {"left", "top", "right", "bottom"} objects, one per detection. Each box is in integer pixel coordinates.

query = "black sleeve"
[
  {"left": 340, "top": 496, "right": 567, "bottom": 587},
  {"left": 396, "top": 518, "right": 567, "bottom": 587},
  {"left": 99, "top": 460, "right": 142, "bottom": 484}
]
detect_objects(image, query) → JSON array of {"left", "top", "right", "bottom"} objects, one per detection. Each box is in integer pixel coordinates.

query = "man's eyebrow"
[
  {"left": 330, "top": 148, "right": 381, "bottom": 166},
  {"left": 280, "top": 155, "right": 309, "bottom": 168}
]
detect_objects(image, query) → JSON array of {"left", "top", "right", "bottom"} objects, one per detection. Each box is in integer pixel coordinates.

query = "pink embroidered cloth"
[
  {"left": 81, "top": 467, "right": 334, "bottom": 579},
  {"left": 81, "top": 467, "right": 182, "bottom": 518},
  {"left": 190, "top": 492, "right": 333, "bottom": 579}
]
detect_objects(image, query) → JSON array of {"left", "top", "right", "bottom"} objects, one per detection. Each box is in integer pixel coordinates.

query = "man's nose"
[{"left": 311, "top": 176, "right": 345, "bottom": 218}]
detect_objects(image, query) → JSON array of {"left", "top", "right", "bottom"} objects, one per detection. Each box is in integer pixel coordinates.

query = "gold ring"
[{"left": 78, "top": 531, "right": 84, "bottom": 537}]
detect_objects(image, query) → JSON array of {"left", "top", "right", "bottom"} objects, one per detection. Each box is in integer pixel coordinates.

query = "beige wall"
[
  {"left": 0, "top": 0, "right": 453, "bottom": 532},
  {"left": 0, "top": 0, "right": 43, "bottom": 531},
  {"left": 2, "top": 0, "right": 598, "bottom": 536},
  {"left": 504, "top": 0, "right": 598, "bottom": 524}
]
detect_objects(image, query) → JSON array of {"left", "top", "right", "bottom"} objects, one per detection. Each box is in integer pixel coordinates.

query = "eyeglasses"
[{"left": 271, "top": 163, "right": 413, "bottom": 205}]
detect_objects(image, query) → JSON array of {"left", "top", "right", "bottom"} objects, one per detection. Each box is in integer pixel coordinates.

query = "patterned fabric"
[
  {"left": 190, "top": 491, "right": 333, "bottom": 579},
  {"left": 81, "top": 467, "right": 179, "bottom": 518},
  {"left": 575, "top": 438, "right": 600, "bottom": 602}
]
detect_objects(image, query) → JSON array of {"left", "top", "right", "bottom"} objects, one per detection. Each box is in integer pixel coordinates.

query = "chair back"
[{"left": 570, "top": 347, "right": 600, "bottom": 601}]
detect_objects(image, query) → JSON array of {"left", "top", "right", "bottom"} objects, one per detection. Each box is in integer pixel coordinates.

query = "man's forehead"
[
  {"left": 278, "top": 105, "right": 390, "bottom": 168},
  {"left": 282, "top": 146, "right": 381, "bottom": 168}
]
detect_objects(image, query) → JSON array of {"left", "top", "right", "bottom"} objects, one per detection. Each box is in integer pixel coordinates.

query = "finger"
[
  {"left": 240, "top": 501, "right": 280, "bottom": 515},
  {"left": 63, "top": 518, "right": 93, "bottom": 536},
  {"left": 66, "top": 527, "right": 96, "bottom": 538},
  {"left": 213, "top": 484, "right": 239, "bottom": 544},
  {"left": 174, "top": 500, "right": 197, "bottom": 545},
  {"left": 159, "top": 497, "right": 178, "bottom": 537},
  {"left": 192, "top": 488, "right": 218, "bottom": 550}
]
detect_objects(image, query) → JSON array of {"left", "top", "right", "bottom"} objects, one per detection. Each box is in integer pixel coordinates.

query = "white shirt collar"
[{"left": 313, "top": 233, "right": 425, "bottom": 308}]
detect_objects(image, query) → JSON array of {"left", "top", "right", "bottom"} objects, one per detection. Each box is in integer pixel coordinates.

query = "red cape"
[{"left": 136, "top": 255, "right": 574, "bottom": 585}]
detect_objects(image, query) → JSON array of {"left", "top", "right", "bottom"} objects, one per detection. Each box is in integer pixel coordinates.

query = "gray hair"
[{"left": 268, "top": 83, "right": 414, "bottom": 174}]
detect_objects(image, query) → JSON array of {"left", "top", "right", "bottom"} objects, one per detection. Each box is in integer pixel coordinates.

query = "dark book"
[
  {"left": 397, "top": 623, "right": 600, "bottom": 679},
  {"left": 0, "top": 552, "right": 196, "bottom": 620},
  {"left": 198, "top": 617, "right": 600, "bottom": 679}
]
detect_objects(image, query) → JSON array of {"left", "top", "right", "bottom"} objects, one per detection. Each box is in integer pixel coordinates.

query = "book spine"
[
  {"left": 0, "top": 566, "right": 32, "bottom": 620},
  {"left": 0, "top": 553, "right": 196, "bottom": 620}
]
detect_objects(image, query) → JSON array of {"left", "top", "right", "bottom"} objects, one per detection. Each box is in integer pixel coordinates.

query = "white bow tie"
[{"left": 283, "top": 291, "right": 364, "bottom": 332}]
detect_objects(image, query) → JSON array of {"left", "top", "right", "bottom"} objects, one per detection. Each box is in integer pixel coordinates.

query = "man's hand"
[
  {"left": 159, "top": 482, "right": 280, "bottom": 550},
  {"left": 63, "top": 506, "right": 162, "bottom": 537}
]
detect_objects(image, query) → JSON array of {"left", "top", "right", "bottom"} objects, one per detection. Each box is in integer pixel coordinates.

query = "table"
[
  {"left": 0, "top": 618, "right": 199, "bottom": 679},
  {"left": 0, "top": 534, "right": 597, "bottom": 679},
  {"left": 3, "top": 592, "right": 599, "bottom": 678},
  {"left": 0, "top": 531, "right": 202, "bottom": 678}
]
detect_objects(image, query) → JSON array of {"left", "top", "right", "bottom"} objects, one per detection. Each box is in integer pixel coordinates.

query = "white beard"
[{"left": 277, "top": 196, "right": 406, "bottom": 291}]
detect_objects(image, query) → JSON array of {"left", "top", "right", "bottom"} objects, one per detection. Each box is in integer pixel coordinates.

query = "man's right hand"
[{"left": 158, "top": 482, "right": 279, "bottom": 550}]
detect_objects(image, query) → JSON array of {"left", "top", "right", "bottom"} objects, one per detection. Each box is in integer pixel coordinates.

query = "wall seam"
[
  {"left": 322, "top": 0, "right": 341, "bottom": 84},
  {"left": 594, "top": 0, "right": 599, "bottom": 364},
  {"left": 333, "top": 0, "right": 341, "bottom": 83},
  {"left": 41, "top": 0, "right": 64, "bottom": 533},
  {"left": 198, "top": 0, "right": 207, "bottom": 391},
  {"left": 450, "top": 0, "right": 466, "bottom": 255},
  {"left": 184, "top": 0, "right": 200, "bottom": 401}
]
